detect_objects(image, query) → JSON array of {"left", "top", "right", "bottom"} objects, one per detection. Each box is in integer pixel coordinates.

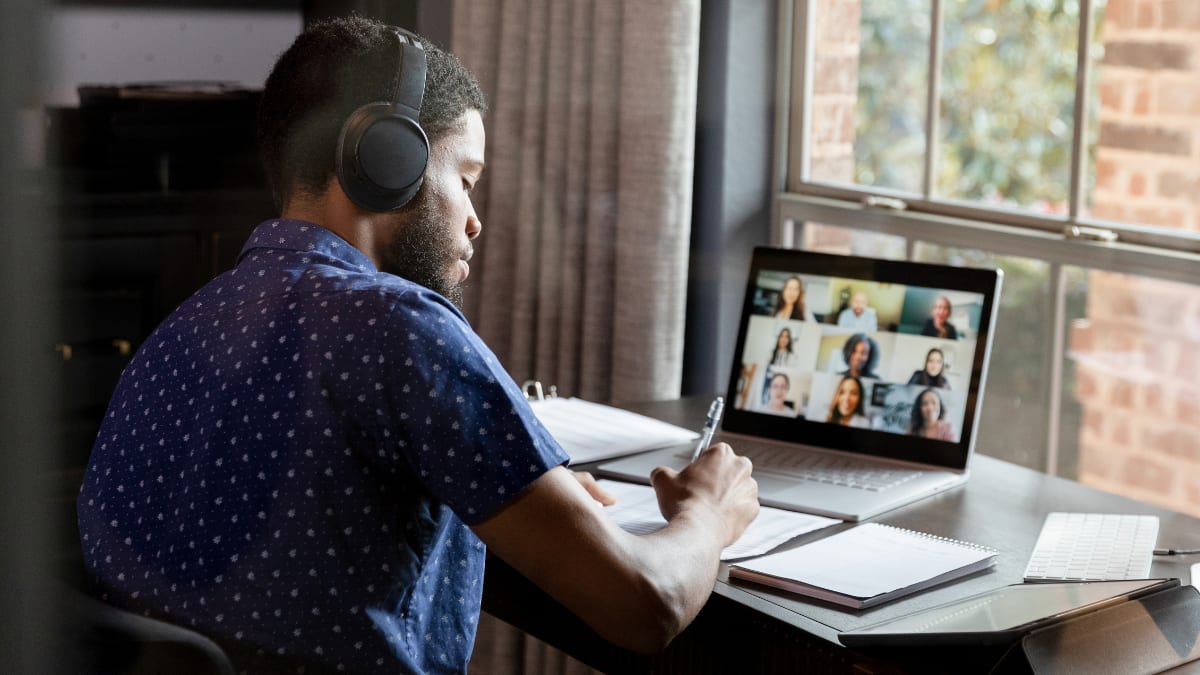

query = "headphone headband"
[
  {"left": 388, "top": 27, "right": 426, "bottom": 120},
  {"left": 335, "top": 25, "right": 431, "bottom": 212}
]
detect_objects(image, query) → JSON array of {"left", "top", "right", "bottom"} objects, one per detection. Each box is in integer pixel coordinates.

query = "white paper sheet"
[
  {"left": 531, "top": 398, "right": 699, "bottom": 464},
  {"left": 597, "top": 479, "right": 840, "bottom": 561}
]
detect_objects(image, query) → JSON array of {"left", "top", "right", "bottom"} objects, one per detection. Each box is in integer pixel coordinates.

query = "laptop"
[{"left": 598, "top": 246, "right": 1003, "bottom": 521}]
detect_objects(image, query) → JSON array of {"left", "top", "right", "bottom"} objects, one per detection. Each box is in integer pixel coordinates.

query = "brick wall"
[
  {"left": 798, "top": 0, "right": 860, "bottom": 253},
  {"left": 807, "top": 0, "right": 860, "bottom": 185},
  {"left": 1073, "top": 0, "right": 1200, "bottom": 516}
]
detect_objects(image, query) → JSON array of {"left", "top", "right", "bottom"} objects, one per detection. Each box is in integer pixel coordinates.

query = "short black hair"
[{"left": 257, "top": 15, "right": 487, "bottom": 207}]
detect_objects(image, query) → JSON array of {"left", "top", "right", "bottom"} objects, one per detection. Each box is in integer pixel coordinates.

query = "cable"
[{"left": 1153, "top": 548, "right": 1200, "bottom": 556}]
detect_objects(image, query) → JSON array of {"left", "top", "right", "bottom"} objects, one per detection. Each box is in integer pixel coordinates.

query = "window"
[{"left": 777, "top": 0, "right": 1200, "bottom": 517}]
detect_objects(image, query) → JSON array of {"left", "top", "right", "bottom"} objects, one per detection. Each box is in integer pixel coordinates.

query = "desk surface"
[{"left": 482, "top": 397, "right": 1200, "bottom": 673}]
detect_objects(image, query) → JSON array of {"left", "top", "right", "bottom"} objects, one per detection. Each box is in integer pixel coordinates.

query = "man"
[
  {"left": 837, "top": 289, "right": 878, "bottom": 331},
  {"left": 76, "top": 16, "right": 758, "bottom": 675}
]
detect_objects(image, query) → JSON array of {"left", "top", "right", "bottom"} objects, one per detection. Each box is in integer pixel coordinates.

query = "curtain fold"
[
  {"left": 456, "top": 0, "right": 699, "bottom": 404},
  {"left": 453, "top": 0, "right": 701, "bottom": 672},
  {"left": 611, "top": 2, "right": 701, "bottom": 403}
]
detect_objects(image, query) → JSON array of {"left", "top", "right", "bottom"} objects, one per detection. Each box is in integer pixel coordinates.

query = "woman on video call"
[
  {"left": 769, "top": 327, "right": 796, "bottom": 367},
  {"left": 920, "top": 295, "right": 959, "bottom": 339},
  {"left": 825, "top": 375, "right": 870, "bottom": 428},
  {"left": 907, "top": 347, "right": 950, "bottom": 389},
  {"left": 759, "top": 371, "right": 797, "bottom": 417},
  {"left": 773, "top": 276, "right": 816, "bottom": 321},
  {"left": 909, "top": 388, "right": 954, "bottom": 441},
  {"left": 839, "top": 333, "right": 880, "bottom": 380}
]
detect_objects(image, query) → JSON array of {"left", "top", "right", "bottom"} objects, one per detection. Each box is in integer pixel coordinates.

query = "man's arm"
[{"left": 471, "top": 443, "right": 758, "bottom": 653}]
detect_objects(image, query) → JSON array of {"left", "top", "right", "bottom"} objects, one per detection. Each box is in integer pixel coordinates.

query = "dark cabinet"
[
  {"left": 55, "top": 192, "right": 273, "bottom": 465},
  {"left": 49, "top": 87, "right": 275, "bottom": 501}
]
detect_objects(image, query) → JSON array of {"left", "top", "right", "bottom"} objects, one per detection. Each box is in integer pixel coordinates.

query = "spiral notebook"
[{"left": 729, "top": 522, "right": 997, "bottom": 609}]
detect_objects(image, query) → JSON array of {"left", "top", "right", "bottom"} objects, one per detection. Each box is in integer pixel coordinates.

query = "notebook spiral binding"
[{"left": 878, "top": 523, "right": 998, "bottom": 553}]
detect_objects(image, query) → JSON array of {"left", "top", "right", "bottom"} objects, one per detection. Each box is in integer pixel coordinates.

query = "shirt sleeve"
[{"left": 376, "top": 288, "right": 569, "bottom": 525}]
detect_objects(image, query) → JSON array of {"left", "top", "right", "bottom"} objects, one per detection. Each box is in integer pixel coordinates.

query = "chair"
[
  {"left": 56, "top": 548, "right": 236, "bottom": 675},
  {"left": 63, "top": 589, "right": 237, "bottom": 675}
]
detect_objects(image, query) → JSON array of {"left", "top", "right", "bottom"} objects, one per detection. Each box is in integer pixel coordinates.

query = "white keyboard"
[{"left": 1023, "top": 512, "right": 1159, "bottom": 582}]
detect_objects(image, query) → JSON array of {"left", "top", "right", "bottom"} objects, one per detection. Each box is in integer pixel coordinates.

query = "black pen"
[{"left": 690, "top": 396, "right": 725, "bottom": 462}]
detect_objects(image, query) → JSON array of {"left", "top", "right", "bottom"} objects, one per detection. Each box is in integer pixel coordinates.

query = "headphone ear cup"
[{"left": 336, "top": 102, "right": 430, "bottom": 212}]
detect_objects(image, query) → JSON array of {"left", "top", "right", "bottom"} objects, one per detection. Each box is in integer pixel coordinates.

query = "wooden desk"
[{"left": 482, "top": 397, "right": 1200, "bottom": 674}]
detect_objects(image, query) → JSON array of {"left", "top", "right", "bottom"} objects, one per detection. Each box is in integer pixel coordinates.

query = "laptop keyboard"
[
  {"left": 1023, "top": 512, "right": 1159, "bottom": 582},
  {"left": 737, "top": 446, "right": 922, "bottom": 492}
]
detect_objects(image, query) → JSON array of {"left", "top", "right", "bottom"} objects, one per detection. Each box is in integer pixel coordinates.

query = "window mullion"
[
  {"left": 1045, "top": 263, "right": 1067, "bottom": 475},
  {"left": 794, "top": 0, "right": 815, "bottom": 186},
  {"left": 1068, "top": 0, "right": 1095, "bottom": 223},
  {"left": 778, "top": 193, "right": 1200, "bottom": 286},
  {"left": 922, "top": 0, "right": 944, "bottom": 200},
  {"left": 773, "top": 0, "right": 798, "bottom": 246}
]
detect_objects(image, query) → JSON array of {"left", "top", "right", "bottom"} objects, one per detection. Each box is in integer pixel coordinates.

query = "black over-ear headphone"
[{"left": 336, "top": 27, "right": 429, "bottom": 212}]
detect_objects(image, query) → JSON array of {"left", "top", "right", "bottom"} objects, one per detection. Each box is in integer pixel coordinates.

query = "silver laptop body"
[{"left": 599, "top": 247, "right": 1003, "bottom": 521}]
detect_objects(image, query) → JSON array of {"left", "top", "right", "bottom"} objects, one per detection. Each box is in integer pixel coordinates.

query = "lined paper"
[{"left": 597, "top": 479, "right": 839, "bottom": 560}]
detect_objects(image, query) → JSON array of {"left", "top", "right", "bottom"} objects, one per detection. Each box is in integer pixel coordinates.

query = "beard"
[{"left": 380, "top": 188, "right": 465, "bottom": 307}]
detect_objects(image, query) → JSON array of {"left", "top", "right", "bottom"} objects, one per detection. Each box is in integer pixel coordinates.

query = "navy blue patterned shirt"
[{"left": 77, "top": 219, "right": 569, "bottom": 674}]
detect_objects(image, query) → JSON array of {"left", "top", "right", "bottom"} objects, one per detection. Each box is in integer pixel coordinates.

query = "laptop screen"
[{"left": 723, "top": 247, "right": 1003, "bottom": 471}]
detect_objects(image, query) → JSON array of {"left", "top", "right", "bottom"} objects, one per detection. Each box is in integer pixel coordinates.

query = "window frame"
[{"left": 771, "top": 0, "right": 1200, "bottom": 474}]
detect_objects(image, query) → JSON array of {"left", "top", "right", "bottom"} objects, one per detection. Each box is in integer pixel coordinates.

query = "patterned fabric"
[{"left": 77, "top": 218, "right": 568, "bottom": 674}]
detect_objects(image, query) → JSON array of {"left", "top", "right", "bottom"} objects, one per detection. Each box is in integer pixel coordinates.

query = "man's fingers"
[
  {"left": 649, "top": 465, "right": 679, "bottom": 487},
  {"left": 573, "top": 470, "right": 616, "bottom": 505}
]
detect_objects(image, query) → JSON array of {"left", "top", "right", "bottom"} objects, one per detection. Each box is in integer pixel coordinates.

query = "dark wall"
[
  {"left": 1, "top": 0, "right": 57, "bottom": 671},
  {"left": 302, "top": 1, "right": 450, "bottom": 45},
  {"left": 684, "top": 0, "right": 777, "bottom": 396},
  {"left": 303, "top": 0, "right": 416, "bottom": 27}
]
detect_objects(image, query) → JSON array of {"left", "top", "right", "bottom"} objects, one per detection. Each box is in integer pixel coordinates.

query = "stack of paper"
[{"left": 531, "top": 398, "right": 698, "bottom": 464}]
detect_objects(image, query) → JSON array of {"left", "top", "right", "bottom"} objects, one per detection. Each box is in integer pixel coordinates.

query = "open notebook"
[{"left": 600, "top": 247, "right": 1003, "bottom": 521}]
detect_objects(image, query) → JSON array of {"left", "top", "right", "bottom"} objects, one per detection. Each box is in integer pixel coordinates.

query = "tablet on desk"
[{"left": 839, "top": 578, "right": 1178, "bottom": 648}]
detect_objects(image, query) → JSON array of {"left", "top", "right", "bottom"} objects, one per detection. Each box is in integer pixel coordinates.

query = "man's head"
[
  {"left": 258, "top": 16, "right": 486, "bottom": 208},
  {"left": 850, "top": 290, "right": 869, "bottom": 316},
  {"left": 257, "top": 16, "right": 487, "bottom": 305}
]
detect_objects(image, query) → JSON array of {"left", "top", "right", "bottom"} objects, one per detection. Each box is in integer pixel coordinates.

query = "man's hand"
[
  {"left": 473, "top": 443, "right": 758, "bottom": 653},
  {"left": 650, "top": 443, "right": 758, "bottom": 547},
  {"left": 573, "top": 470, "right": 616, "bottom": 506}
]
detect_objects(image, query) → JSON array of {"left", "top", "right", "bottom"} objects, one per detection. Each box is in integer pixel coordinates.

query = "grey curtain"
[
  {"left": 454, "top": 0, "right": 700, "bottom": 405},
  {"left": 450, "top": 0, "right": 701, "bottom": 673}
]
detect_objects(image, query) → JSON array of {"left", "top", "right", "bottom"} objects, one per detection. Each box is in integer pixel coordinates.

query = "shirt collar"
[{"left": 238, "top": 218, "right": 377, "bottom": 273}]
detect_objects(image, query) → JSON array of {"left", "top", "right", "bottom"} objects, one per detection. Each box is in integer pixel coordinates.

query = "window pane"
[
  {"left": 912, "top": 243, "right": 1053, "bottom": 469},
  {"left": 1065, "top": 269, "right": 1200, "bottom": 518},
  {"left": 800, "top": 222, "right": 907, "bottom": 260},
  {"left": 804, "top": 0, "right": 930, "bottom": 192},
  {"left": 1087, "top": 0, "right": 1200, "bottom": 235},
  {"left": 936, "top": 1, "right": 1080, "bottom": 212}
]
